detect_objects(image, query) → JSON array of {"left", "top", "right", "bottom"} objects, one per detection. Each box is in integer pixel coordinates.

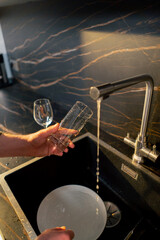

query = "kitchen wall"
[{"left": 0, "top": 0, "right": 160, "bottom": 151}]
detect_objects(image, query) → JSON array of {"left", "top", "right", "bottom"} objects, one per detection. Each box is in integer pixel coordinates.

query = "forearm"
[{"left": 0, "top": 132, "right": 30, "bottom": 157}]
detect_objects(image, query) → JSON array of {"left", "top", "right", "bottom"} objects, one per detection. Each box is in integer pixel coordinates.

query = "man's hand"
[{"left": 28, "top": 123, "right": 75, "bottom": 157}]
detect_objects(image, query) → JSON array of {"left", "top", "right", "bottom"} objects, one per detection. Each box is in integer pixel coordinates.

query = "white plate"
[{"left": 37, "top": 185, "right": 107, "bottom": 240}]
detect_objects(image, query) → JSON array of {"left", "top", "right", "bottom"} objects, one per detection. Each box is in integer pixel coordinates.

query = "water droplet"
[
  {"left": 62, "top": 208, "right": 65, "bottom": 213},
  {"left": 96, "top": 208, "right": 99, "bottom": 215}
]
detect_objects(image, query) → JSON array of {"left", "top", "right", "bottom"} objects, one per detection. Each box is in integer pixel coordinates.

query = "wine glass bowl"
[{"left": 33, "top": 99, "right": 53, "bottom": 128}]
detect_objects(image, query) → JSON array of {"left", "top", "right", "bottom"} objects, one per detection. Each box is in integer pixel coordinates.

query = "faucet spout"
[{"left": 90, "top": 74, "right": 159, "bottom": 164}]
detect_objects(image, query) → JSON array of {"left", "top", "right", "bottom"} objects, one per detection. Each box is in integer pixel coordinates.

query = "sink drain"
[{"left": 104, "top": 201, "right": 121, "bottom": 228}]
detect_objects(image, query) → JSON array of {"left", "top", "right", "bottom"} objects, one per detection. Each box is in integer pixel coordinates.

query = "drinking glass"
[
  {"left": 50, "top": 101, "right": 93, "bottom": 151},
  {"left": 33, "top": 99, "right": 53, "bottom": 128}
]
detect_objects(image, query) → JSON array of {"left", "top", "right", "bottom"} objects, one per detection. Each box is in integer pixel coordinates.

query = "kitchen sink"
[{"left": 0, "top": 133, "right": 160, "bottom": 239}]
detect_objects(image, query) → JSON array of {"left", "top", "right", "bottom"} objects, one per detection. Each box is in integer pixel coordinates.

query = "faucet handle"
[
  {"left": 153, "top": 145, "right": 157, "bottom": 154},
  {"left": 124, "top": 133, "right": 135, "bottom": 149},
  {"left": 127, "top": 133, "right": 130, "bottom": 138}
]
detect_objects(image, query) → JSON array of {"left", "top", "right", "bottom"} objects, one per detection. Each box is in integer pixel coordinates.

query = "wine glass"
[{"left": 33, "top": 98, "right": 53, "bottom": 128}]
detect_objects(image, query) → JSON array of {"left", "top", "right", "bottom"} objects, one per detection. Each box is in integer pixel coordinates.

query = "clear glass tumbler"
[{"left": 51, "top": 101, "right": 93, "bottom": 151}]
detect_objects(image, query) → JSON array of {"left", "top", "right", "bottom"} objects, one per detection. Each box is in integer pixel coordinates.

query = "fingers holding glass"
[
  {"left": 47, "top": 129, "right": 76, "bottom": 152},
  {"left": 33, "top": 100, "right": 93, "bottom": 155},
  {"left": 49, "top": 101, "right": 93, "bottom": 152}
]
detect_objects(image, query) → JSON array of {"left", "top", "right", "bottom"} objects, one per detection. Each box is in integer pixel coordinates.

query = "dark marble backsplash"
[{"left": 0, "top": 0, "right": 160, "bottom": 151}]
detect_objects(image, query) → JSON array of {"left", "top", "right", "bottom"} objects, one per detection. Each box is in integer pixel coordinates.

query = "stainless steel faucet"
[{"left": 90, "top": 74, "right": 159, "bottom": 164}]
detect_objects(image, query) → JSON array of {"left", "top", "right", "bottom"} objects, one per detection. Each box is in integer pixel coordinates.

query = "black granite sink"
[{"left": 1, "top": 133, "right": 160, "bottom": 239}]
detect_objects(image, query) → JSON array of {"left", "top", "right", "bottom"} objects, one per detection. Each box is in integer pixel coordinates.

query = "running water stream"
[
  {"left": 96, "top": 98, "right": 122, "bottom": 228},
  {"left": 96, "top": 98, "right": 102, "bottom": 194}
]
